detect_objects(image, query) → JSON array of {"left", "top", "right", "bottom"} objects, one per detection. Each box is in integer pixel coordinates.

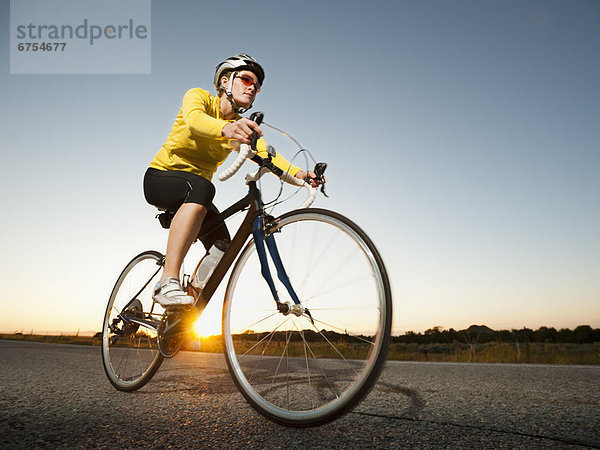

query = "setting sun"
[{"left": 192, "top": 297, "right": 223, "bottom": 338}]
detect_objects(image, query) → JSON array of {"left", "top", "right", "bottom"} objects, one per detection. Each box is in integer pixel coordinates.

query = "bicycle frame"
[{"left": 120, "top": 175, "right": 301, "bottom": 333}]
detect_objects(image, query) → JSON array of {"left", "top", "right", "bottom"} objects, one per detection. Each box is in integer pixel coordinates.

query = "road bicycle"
[{"left": 101, "top": 113, "right": 392, "bottom": 427}]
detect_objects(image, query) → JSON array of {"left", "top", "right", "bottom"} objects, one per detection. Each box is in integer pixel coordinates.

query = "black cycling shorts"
[
  {"left": 144, "top": 167, "right": 216, "bottom": 208},
  {"left": 143, "top": 167, "right": 230, "bottom": 250}
]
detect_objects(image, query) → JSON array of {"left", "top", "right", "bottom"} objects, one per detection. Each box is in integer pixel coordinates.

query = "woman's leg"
[
  {"left": 143, "top": 168, "right": 218, "bottom": 306},
  {"left": 161, "top": 203, "right": 207, "bottom": 282},
  {"left": 197, "top": 204, "right": 231, "bottom": 251}
]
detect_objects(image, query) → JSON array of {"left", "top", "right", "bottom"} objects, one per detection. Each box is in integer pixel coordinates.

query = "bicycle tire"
[
  {"left": 222, "top": 208, "right": 392, "bottom": 427},
  {"left": 102, "top": 250, "right": 165, "bottom": 391}
]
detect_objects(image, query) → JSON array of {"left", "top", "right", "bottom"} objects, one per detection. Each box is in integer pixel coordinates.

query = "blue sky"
[{"left": 1, "top": 0, "right": 598, "bottom": 334}]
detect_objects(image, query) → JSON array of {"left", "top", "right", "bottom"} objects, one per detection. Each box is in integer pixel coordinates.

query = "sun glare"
[{"left": 192, "top": 299, "right": 222, "bottom": 338}]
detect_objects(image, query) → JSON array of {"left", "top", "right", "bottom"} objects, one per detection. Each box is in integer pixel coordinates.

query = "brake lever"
[
  {"left": 320, "top": 182, "right": 329, "bottom": 198},
  {"left": 249, "top": 111, "right": 264, "bottom": 151},
  {"left": 309, "top": 162, "right": 328, "bottom": 198}
]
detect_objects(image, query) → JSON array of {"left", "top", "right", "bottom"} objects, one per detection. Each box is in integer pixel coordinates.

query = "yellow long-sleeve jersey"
[{"left": 150, "top": 88, "right": 300, "bottom": 180}]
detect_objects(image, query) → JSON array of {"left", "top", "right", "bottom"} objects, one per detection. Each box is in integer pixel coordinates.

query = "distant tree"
[
  {"left": 573, "top": 325, "right": 594, "bottom": 344},
  {"left": 495, "top": 330, "right": 513, "bottom": 343},
  {"left": 557, "top": 328, "right": 573, "bottom": 343},
  {"left": 394, "top": 330, "right": 421, "bottom": 344},
  {"left": 394, "top": 325, "right": 599, "bottom": 344},
  {"left": 513, "top": 327, "right": 534, "bottom": 343},
  {"left": 425, "top": 326, "right": 444, "bottom": 334},
  {"left": 424, "top": 326, "right": 444, "bottom": 344},
  {"left": 437, "top": 328, "right": 456, "bottom": 344},
  {"left": 534, "top": 326, "right": 558, "bottom": 343}
]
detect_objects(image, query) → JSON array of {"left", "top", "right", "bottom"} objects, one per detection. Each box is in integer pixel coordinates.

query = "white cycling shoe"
[{"left": 152, "top": 277, "right": 194, "bottom": 307}]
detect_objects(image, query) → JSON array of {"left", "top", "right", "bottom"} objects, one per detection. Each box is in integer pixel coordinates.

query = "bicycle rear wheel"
[
  {"left": 102, "top": 250, "right": 165, "bottom": 391},
  {"left": 222, "top": 208, "right": 392, "bottom": 427}
]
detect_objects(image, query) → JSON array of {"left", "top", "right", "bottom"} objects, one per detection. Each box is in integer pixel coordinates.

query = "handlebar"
[
  {"left": 217, "top": 111, "right": 323, "bottom": 208},
  {"left": 217, "top": 143, "right": 253, "bottom": 182},
  {"left": 269, "top": 169, "right": 318, "bottom": 209}
]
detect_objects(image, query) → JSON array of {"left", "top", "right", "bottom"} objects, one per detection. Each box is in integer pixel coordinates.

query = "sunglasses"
[{"left": 237, "top": 74, "right": 261, "bottom": 92}]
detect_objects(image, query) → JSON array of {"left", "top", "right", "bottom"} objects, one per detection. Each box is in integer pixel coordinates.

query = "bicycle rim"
[
  {"left": 102, "top": 250, "right": 165, "bottom": 391},
  {"left": 222, "top": 209, "right": 392, "bottom": 427}
]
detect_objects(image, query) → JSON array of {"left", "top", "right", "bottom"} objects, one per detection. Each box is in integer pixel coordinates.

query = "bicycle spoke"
[
  {"left": 241, "top": 315, "right": 292, "bottom": 357},
  {"left": 296, "top": 321, "right": 341, "bottom": 401},
  {"left": 298, "top": 224, "right": 341, "bottom": 290},
  {"left": 308, "top": 316, "right": 376, "bottom": 347},
  {"left": 265, "top": 327, "right": 294, "bottom": 401},
  {"left": 308, "top": 319, "right": 360, "bottom": 377},
  {"left": 302, "top": 246, "right": 362, "bottom": 305},
  {"left": 235, "top": 311, "right": 280, "bottom": 335},
  {"left": 285, "top": 329, "right": 290, "bottom": 410},
  {"left": 302, "top": 273, "right": 375, "bottom": 305},
  {"left": 247, "top": 321, "right": 281, "bottom": 384},
  {"left": 135, "top": 334, "right": 143, "bottom": 376},
  {"left": 294, "top": 321, "right": 314, "bottom": 410}
]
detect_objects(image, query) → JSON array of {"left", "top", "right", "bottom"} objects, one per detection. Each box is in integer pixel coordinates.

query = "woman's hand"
[
  {"left": 295, "top": 170, "right": 325, "bottom": 188},
  {"left": 222, "top": 118, "right": 262, "bottom": 144}
]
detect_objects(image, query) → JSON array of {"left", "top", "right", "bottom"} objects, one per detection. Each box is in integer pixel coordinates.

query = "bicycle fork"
[{"left": 252, "top": 215, "right": 314, "bottom": 324}]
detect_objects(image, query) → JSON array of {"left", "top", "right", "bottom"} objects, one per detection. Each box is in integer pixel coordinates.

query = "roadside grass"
[
  {"left": 0, "top": 333, "right": 98, "bottom": 346},
  {"left": 387, "top": 341, "right": 600, "bottom": 365},
  {"left": 3, "top": 333, "right": 599, "bottom": 364}
]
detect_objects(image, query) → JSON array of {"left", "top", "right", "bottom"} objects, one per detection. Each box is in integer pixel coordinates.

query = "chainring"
[{"left": 156, "top": 309, "right": 186, "bottom": 358}]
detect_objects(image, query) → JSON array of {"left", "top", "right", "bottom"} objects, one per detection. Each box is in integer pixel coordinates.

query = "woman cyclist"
[{"left": 144, "top": 54, "right": 319, "bottom": 307}]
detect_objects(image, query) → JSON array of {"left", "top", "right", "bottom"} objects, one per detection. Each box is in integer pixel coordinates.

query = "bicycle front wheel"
[
  {"left": 102, "top": 250, "right": 165, "bottom": 391},
  {"left": 222, "top": 208, "right": 392, "bottom": 427}
]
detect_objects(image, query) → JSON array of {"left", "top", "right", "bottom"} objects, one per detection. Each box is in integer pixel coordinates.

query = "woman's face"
[{"left": 225, "top": 70, "right": 261, "bottom": 108}]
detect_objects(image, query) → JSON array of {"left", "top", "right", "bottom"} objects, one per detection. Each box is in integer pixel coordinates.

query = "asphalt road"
[{"left": 1, "top": 340, "right": 599, "bottom": 448}]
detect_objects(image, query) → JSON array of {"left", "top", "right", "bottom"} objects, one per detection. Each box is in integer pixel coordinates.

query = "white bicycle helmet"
[{"left": 213, "top": 53, "right": 265, "bottom": 90}]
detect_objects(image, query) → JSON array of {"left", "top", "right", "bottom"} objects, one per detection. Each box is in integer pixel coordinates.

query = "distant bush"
[{"left": 393, "top": 325, "right": 600, "bottom": 345}]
